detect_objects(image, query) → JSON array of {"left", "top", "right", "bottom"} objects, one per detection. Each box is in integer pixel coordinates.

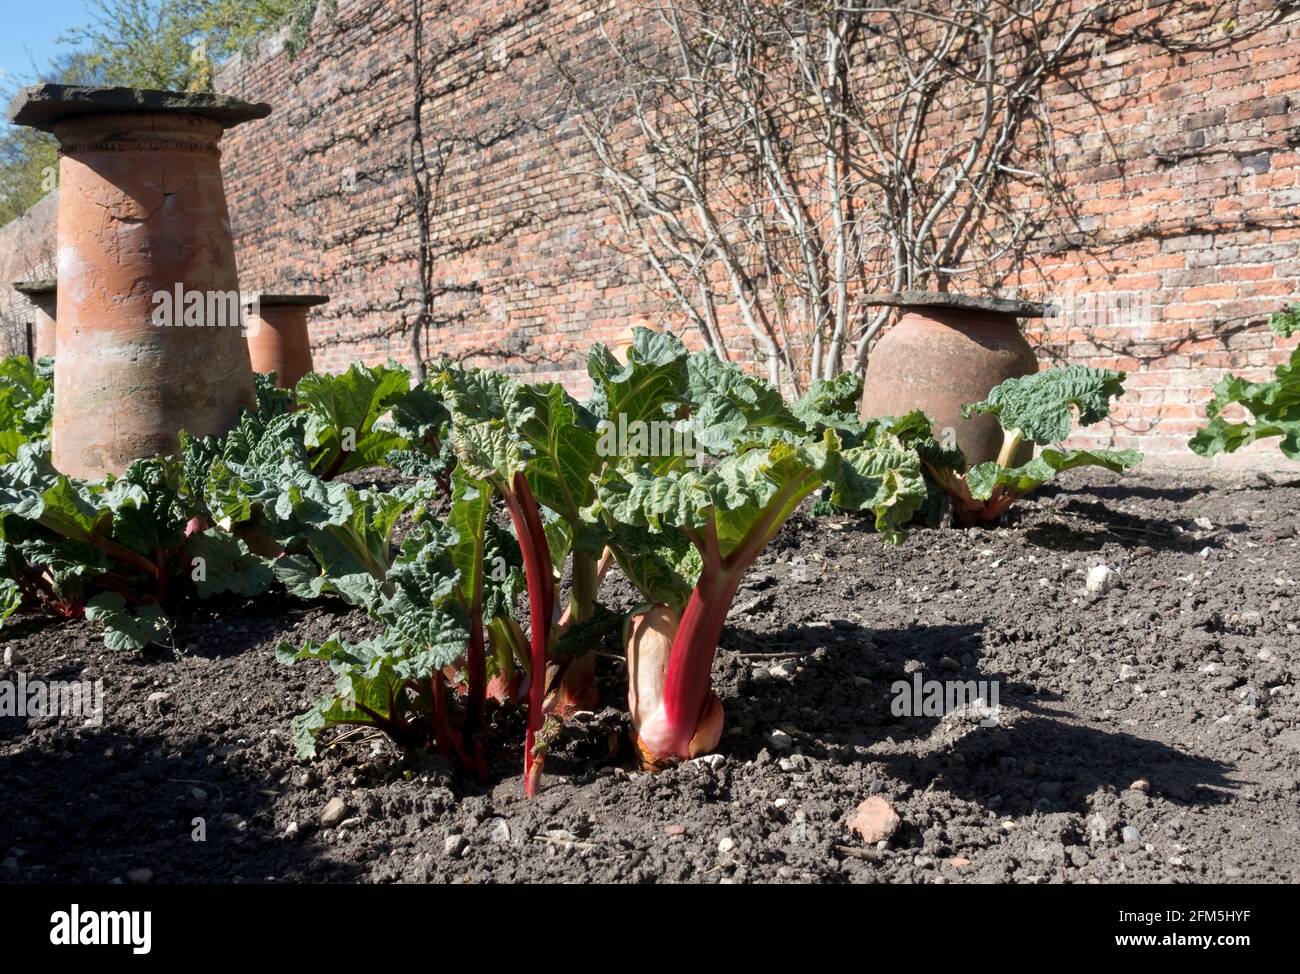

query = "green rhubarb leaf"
[
  {"left": 0, "top": 449, "right": 106, "bottom": 543},
  {"left": 183, "top": 528, "right": 274, "bottom": 598},
  {"left": 84, "top": 592, "right": 173, "bottom": 652},
  {"left": 826, "top": 443, "right": 928, "bottom": 543},
  {"left": 1270, "top": 303, "right": 1300, "bottom": 339},
  {"left": 1189, "top": 344, "right": 1300, "bottom": 460},
  {"left": 437, "top": 365, "right": 515, "bottom": 424},
  {"left": 253, "top": 372, "right": 295, "bottom": 417},
  {"left": 297, "top": 362, "right": 414, "bottom": 476},
  {"left": 0, "top": 429, "right": 31, "bottom": 466},
  {"left": 605, "top": 520, "right": 701, "bottom": 608},
  {"left": 791, "top": 371, "right": 864, "bottom": 433},
  {"left": 963, "top": 366, "right": 1128, "bottom": 445},
  {"left": 385, "top": 379, "right": 452, "bottom": 443},
  {"left": 102, "top": 457, "right": 191, "bottom": 559},
  {"left": 586, "top": 328, "right": 689, "bottom": 428},
  {"left": 372, "top": 523, "right": 473, "bottom": 677},
  {"left": 685, "top": 352, "right": 801, "bottom": 452},
  {"left": 509, "top": 382, "right": 601, "bottom": 522},
  {"left": 444, "top": 471, "right": 492, "bottom": 601},
  {"left": 268, "top": 481, "right": 432, "bottom": 607},
  {"left": 278, "top": 633, "right": 412, "bottom": 758},
  {"left": 966, "top": 448, "right": 1143, "bottom": 501},
  {"left": 449, "top": 417, "right": 530, "bottom": 485},
  {"left": 0, "top": 355, "right": 53, "bottom": 441},
  {"left": 0, "top": 577, "right": 20, "bottom": 626}
]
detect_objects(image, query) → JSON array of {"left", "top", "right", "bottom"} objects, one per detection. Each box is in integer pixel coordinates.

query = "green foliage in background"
[{"left": 1, "top": 0, "right": 336, "bottom": 224}]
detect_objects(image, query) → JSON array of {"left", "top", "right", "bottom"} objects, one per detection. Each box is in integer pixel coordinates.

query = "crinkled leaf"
[
  {"left": 966, "top": 448, "right": 1143, "bottom": 501},
  {"left": 791, "top": 372, "right": 864, "bottom": 433},
  {"left": 963, "top": 366, "right": 1127, "bottom": 445},
  {"left": 297, "top": 362, "right": 414, "bottom": 476},
  {"left": 509, "top": 382, "right": 600, "bottom": 522},
  {"left": 1189, "top": 344, "right": 1300, "bottom": 460},
  {"left": 586, "top": 328, "right": 688, "bottom": 427},
  {"left": 183, "top": 528, "right": 274, "bottom": 598},
  {"left": 277, "top": 633, "right": 411, "bottom": 758},
  {"left": 685, "top": 352, "right": 801, "bottom": 452},
  {"left": 84, "top": 592, "right": 172, "bottom": 652},
  {"left": 0, "top": 577, "right": 20, "bottom": 626}
]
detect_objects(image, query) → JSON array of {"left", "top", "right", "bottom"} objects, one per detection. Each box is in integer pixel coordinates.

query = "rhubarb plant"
[
  {"left": 597, "top": 352, "right": 927, "bottom": 768},
  {"left": 183, "top": 402, "right": 437, "bottom": 605},
  {"left": 891, "top": 365, "right": 1142, "bottom": 526},
  {"left": 1189, "top": 304, "right": 1300, "bottom": 460},
  {"left": 277, "top": 468, "right": 523, "bottom": 779},
  {"left": 438, "top": 366, "right": 563, "bottom": 794},
  {"left": 432, "top": 331, "right": 712, "bottom": 788},
  {"left": 0, "top": 445, "right": 273, "bottom": 649}
]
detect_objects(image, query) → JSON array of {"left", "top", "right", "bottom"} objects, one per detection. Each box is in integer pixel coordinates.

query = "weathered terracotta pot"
[
  {"left": 7, "top": 85, "right": 271, "bottom": 479},
  {"left": 859, "top": 292, "right": 1045, "bottom": 465},
  {"left": 12, "top": 278, "right": 57, "bottom": 360},
  {"left": 244, "top": 294, "right": 327, "bottom": 388}
]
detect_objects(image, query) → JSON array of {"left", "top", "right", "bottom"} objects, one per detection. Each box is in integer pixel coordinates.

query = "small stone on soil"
[
  {"left": 444, "top": 833, "right": 468, "bottom": 858},
  {"left": 718, "top": 837, "right": 737, "bottom": 854},
  {"left": 767, "top": 729, "right": 794, "bottom": 751},
  {"left": 1086, "top": 565, "right": 1119, "bottom": 594},
  {"left": 146, "top": 691, "right": 171, "bottom": 710},
  {"left": 320, "top": 797, "right": 351, "bottom": 828},
  {"left": 1121, "top": 825, "right": 1142, "bottom": 845},
  {"left": 848, "top": 796, "right": 901, "bottom": 845}
]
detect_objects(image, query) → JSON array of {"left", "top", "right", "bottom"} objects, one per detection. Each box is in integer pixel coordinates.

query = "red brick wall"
[{"left": 4, "top": 0, "right": 1298, "bottom": 470}]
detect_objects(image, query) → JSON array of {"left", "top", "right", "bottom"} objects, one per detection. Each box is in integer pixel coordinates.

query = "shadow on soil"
[
  {"left": 720, "top": 617, "right": 1234, "bottom": 817},
  {"left": 0, "top": 726, "right": 364, "bottom": 884}
]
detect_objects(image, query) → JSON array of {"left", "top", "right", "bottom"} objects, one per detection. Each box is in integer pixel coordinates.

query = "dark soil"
[{"left": 3, "top": 470, "right": 1298, "bottom": 884}]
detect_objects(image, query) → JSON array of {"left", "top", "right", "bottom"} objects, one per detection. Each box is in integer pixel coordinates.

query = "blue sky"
[{"left": 0, "top": 0, "right": 95, "bottom": 87}]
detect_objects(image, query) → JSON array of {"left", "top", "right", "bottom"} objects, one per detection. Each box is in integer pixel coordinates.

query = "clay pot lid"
[
  {"left": 865, "top": 290, "right": 1049, "bottom": 319},
  {"left": 12, "top": 278, "right": 57, "bottom": 295},
  {"left": 6, "top": 84, "right": 272, "bottom": 133},
  {"left": 245, "top": 294, "right": 331, "bottom": 308}
]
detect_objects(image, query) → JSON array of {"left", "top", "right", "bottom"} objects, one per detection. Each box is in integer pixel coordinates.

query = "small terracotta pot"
[
  {"left": 12, "top": 278, "right": 57, "bottom": 360},
  {"left": 244, "top": 294, "right": 327, "bottom": 388},
  {"left": 859, "top": 292, "right": 1045, "bottom": 465},
  {"left": 8, "top": 84, "right": 271, "bottom": 479}
]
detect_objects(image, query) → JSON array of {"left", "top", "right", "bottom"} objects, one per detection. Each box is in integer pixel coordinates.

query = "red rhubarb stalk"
[
  {"left": 500, "top": 471, "right": 555, "bottom": 796},
  {"left": 633, "top": 487, "right": 804, "bottom": 766}
]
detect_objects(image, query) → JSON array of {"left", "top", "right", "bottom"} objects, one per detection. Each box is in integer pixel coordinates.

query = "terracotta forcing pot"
[
  {"left": 12, "top": 278, "right": 57, "bottom": 360},
  {"left": 7, "top": 84, "right": 272, "bottom": 479},
  {"left": 244, "top": 294, "right": 327, "bottom": 389},
  {"left": 859, "top": 292, "right": 1045, "bottom": 465}
]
